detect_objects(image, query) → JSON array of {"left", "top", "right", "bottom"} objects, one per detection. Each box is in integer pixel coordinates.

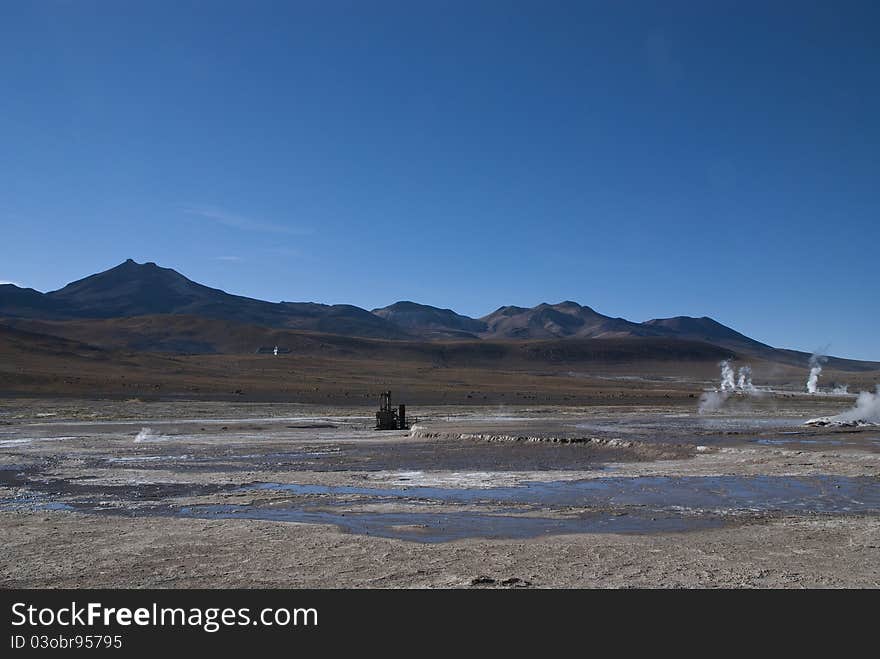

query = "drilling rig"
[{"left": 375, "top": 391, "right": 408, "bottom": 430}]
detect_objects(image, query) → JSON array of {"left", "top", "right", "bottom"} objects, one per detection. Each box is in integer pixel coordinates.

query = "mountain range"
[{"left": 0, "top": 259, "right": 872, "bottom": 370}]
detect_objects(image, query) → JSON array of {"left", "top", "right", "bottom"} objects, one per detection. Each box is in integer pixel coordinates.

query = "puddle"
[
  {"left": 174, "top": 506, "right": 725, "bottom": 543},
  {"left": 248, "top": 475, "right": 880, "bottom": 514},
  {"left": 575, "top": 417, "right": 805, "bottom": 433},
  {"left": 752, "top": 437, "right": 880, "bottom": 448},
  {"left": 0, "top": 496, "right": 724, "bottom": 542},
  {"left": 0, "top": 464, "right": 34, "bottom": 472},
  {"left": 3, "top": 470, "right": 879, "bottom": 543},
  {"left": 97, "top": 450, "right": 338, "bottom": 469},
  {"left": 0, "top": 496, "right": 75, "bottom": 512},
  {"left": 0, "top": 436, "right": 81, "bottom": 447},
  {"left": 753, "top": 438, "right": 844, "bottom": 446},
  {"left": 106, "top": 456, "right": 177, "bottom": 463}
]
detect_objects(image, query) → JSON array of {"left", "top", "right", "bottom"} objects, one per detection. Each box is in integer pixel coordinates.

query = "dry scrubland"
[{"left": 2, "top": 320, "right": 878, "bottom": 405}]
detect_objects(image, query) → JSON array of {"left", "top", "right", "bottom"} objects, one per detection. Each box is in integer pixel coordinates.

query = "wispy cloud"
[{"left": 181, "top": 205, "right": 311, "bottom": 236}]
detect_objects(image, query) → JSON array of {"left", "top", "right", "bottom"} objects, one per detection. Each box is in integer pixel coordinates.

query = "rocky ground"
[{"left": 1, "top": 397, "right": 878, "bottom": 588}]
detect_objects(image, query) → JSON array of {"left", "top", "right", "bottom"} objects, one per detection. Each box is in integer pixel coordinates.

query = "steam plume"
[
  {"left": 806, "top": 385, "right": 880, "bottom": 427},
  {"left": 699, "top": 360, "right": 757, "bottom": 413},
  {"left": 698, "top": 391, "right": 729, "bottom": 413},
  {"left": 834, "top": 386, "right": 880, "bottom": 424},
  {"left": 737, "top": 366, "right": 755, "bottom": 393},
  {"left": 806, "top": 351, "right": 827, "bottom": 394},
  {"left": 134, "top": 427, "right": 168, "bottom": 442},
  {"left": 720, "top": 360, "right": 736, "bottom": 392}
]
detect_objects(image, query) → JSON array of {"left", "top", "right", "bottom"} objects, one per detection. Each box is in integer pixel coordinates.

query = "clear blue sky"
[{"left": 1, "top": 1, "right": 877, "bottom": 359}]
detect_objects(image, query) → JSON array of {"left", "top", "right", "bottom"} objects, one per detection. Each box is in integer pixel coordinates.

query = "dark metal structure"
[{"left": 375, "top": 391, "right": 408, "bottom": 430}]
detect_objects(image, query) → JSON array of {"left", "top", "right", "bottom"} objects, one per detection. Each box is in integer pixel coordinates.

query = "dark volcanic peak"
[
  {"left": 485, "top": 305, "right": 531, "bottom": 318},
  {"left": 479, "top": 301, "right": 660, "bottom": 340},
  {"left": 285, "top": 301, "right": 410, "bottom": 338},
  {"left": 47, "top": 259, "right": 223, "bottom": 317},
  {"left": 555, "top": 300, "right": 596, "bottom": 312},
  {"left": 642, "top": 316, "right": 773, "bottom": 350},
  {"left": 372, "top": 301, "right": 488, "bottom": 338},
  {"left": 1, "top": 259, "right": 409, "bottom": 339}
]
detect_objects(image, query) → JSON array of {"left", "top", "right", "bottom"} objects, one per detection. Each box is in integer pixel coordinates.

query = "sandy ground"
[
  {"left": 3, "top": 511, "right": 878, "bottom": 588},
  {"left": 1, "top": 396, "right": 879, "bottom": 588}
]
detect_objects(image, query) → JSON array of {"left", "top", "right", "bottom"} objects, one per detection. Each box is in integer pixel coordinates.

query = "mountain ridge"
[
  {"left": 0, "top": 259, "right": 865, "bottom": 366},
  {"left": 4, "top": 260, "right": 410, "bottom": 339},
  {"left": 372, "top": 301, "right": 488, "bottom": 339}
]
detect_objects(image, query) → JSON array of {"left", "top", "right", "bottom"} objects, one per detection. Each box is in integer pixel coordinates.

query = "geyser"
[
  {"left": 720, "top": 360, "right": 736, "bottom": 392},
  {"left": 807, "top": 352, "right": 827, "bottom": 394},
  {"left": 806, "top": 385, "right": 880, "bottom": 427},
  {"left": 737, "top": 366, "right": 755, "bottom": 393},
  {"left": 698, "top": 361, "right": 759, "bottom": 413}
]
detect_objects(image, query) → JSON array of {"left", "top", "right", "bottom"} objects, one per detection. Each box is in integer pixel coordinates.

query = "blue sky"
[{"left": 1, "top": 1, "right": 878, "bottom": 359}]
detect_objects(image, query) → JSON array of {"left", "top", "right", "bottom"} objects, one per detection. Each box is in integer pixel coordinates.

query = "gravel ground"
[{"left": 1, "top": 398, "right": 878, "bottom": 588}]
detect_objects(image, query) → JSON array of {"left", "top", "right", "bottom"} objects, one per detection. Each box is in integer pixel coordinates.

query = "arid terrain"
[
  {"left": 2, "top": 260, "right": 879, "bottom": 588},
  {"left": 2, "top": 391, "right": 878, "bottom": 588},
  {"left": 4, "top": 0, "right": 879, "bottom": 601}
]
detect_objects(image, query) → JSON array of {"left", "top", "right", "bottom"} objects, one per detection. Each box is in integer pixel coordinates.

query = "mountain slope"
[
  {"left": 0, "top": 284, "right": 71, "bottom": 318},
  {"left": 46, "top": 259, "right": 234, "bottom": 318},
  {"left": 479, "top": 301, "right": 667, "bottom": 340},
  {"left": 642, "top": 316, "right": 773, "bottom": 352},
  {"left": 0, "top": 322, "right": 106, "bottom": 359},
  {"left": 1, "top": 314, "right": 735, "bottom": 364},
  {"left": 20, "top": 260, "right": 409, "bottom": 339},
  {"left": 2, "top": 260, "right": 872, "bottom": 368},
  {"left": 372, "top": 301, "right": 488, "bottom": 339}
]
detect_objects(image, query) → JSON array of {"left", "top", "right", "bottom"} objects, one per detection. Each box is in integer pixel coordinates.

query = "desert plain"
[{"left": 2, "top": 356, "right": 879, "bottom": 588}]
